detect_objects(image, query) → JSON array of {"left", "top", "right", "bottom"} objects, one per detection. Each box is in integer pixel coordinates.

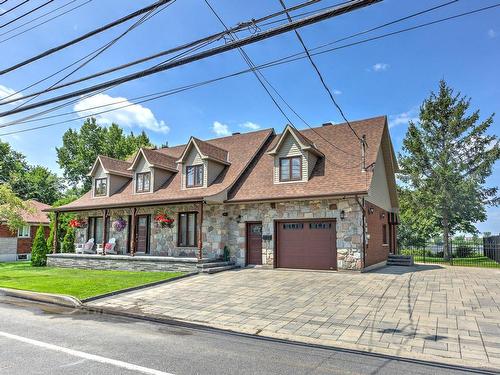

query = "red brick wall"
[
  {"left": 365, "top": 202, "right": 390, "bottom": 267},
  {"left": 17, "top": 225, "right": 51, "bottom": 254},
  {"left": 0, "top": 224, "right": 16, "bottom": 238}
]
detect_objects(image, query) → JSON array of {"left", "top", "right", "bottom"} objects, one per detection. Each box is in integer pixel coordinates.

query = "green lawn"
[
  {"left": 0, "top": 262, "right": 184, "bottom": 300},
  {"left": 413, "top": 255, "right": 500, "bottom": 268}
]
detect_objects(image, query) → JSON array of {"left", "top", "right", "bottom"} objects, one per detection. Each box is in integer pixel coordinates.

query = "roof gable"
[
  {"left": 267, "top": 124, "right": 323, "bottom": 157},
  {"left": 128, "top": 148, "right": 178, "bottom": 173},
  {"left": 176, "top": 137, "right": 230, "bottom": 165},
  {"left": 88, "top": 155, "right": 132, "bottom": 178}
]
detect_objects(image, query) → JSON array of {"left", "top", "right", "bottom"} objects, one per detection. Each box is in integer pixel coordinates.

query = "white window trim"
[
  {"left": 93, "top": 177, "right": 109, "bottom": 198},
  {"left": 18, "top": 225, "right": 30, "bottom": 238}
]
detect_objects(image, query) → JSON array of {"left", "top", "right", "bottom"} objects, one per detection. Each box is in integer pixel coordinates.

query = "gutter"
[{"left": 225, "top": 191, "right": 369, "bottom": 205}]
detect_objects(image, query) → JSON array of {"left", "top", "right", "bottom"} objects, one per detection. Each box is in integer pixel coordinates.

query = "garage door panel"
[{"left": 277, "top": 220, "right": 337, "bottom": 270}]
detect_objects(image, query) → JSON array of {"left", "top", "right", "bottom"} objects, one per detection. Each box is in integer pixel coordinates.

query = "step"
[
  {"left": 197, "top": 261, "right": 235, "bottom": 269},
  {"left": 388, "top": 255, "right": 412, "bottom": 259},
  {"left": 201, "top": 265, "right": 239, "bottom": 274}
]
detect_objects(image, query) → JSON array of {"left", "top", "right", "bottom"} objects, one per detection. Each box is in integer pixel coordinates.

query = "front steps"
[
  {"left": 197, "top": 260, "right": 239, "bottom": 274},
  {"left": 387, "top": 254, "right": 414, "bottom": 266}
]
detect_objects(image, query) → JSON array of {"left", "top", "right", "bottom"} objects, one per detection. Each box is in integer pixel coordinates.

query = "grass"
[
  {"left": 0, "top": 262, "right": 184, "bottom": 300},
  {"left": 412, "top": 255, "right": 500, "bottom": 268}
]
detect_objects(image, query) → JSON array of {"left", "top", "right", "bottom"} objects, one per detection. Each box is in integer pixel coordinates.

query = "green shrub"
[
  {"left": 46, "top": 224, "right": 55, "bottom": 251},
  {"left": 454, "top": 245, "right": 473, "bottom": 258},
  {"left": 61, "top": 227, "right": 75, "bottom": 253},
  {"left": 223, "top": 246, "right": 230, "bottom": 261},
  {"left": 31, "top": 226, "right": 49, "bottom": 267}
]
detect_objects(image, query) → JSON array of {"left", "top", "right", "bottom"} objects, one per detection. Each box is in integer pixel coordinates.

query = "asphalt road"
[{"left": 0, "top": 296, "right": 496, "bottom": 375}]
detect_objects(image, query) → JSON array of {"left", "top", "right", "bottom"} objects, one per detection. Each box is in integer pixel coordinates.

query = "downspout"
[{"left": 355, "top": 195, "right": 366, "bottom": 269}]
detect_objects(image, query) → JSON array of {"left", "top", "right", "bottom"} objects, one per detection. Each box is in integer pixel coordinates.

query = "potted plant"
[
  {"left": 68, "top": 218, "right": 87, "bottom": 229},
  {"left": 112, "top": 217, "right": 127, "bottom": 232},
  {"left": 154, "top": 208, "right": 175, "bottom": 228}
]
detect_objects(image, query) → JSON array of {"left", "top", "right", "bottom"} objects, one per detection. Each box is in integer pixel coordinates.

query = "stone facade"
[{"left": 72, "top": 198, "right": 364, "bottom": 270}]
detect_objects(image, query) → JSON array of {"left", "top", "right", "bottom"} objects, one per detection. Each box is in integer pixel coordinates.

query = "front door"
[
  {"left": 136, "top": 215, "right": 150, "bottom": 254},
  {"left": 247, "top": 222, "right": 262, "bottom": 265}
]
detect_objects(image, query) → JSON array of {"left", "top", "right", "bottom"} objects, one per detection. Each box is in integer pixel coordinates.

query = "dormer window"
[
  {"left": 186, "top": 165, "right": 203, "bottom": 188},
  {"left": 94, "top": 178, "right": 107, "bottom": 196},
  {"left": 136, "top": 172, "right": 151, "bottom": 193},
  {"left": 280, "top": 156, "right": 302, "bottom": 182}
]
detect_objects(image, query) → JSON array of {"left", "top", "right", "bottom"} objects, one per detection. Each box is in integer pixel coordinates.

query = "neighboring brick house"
[
  {"left": 48, "top": 116, "right": 399, "bottom": 271},
  {"left": 0, "top": 200, "right": 51, "bottom": 262}
]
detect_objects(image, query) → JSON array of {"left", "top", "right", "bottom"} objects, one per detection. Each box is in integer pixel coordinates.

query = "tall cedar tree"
[
  {"left": 31, "top": 226, "right": 49, "bottom": 267},
  {"left": 399, "top": 80, "right": 499, "bottom": 258},
  {"left": 56, "top": 118, "right": 152, "bottom": 191}
]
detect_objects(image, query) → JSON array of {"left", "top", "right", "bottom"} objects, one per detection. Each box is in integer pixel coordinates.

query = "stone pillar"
[
  {"left": 130, "top": 208, "right": 137, "bottom": 256},
  {"left": 52, "top": 211, "right": 59, "bottom": 254}
]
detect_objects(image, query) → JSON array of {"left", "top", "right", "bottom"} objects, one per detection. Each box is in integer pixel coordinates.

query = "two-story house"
[{"left": 47, "top": 116, "right": 399, "bottom": 272}]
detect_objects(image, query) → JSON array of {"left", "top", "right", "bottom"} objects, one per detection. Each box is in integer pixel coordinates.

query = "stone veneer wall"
[
  {"left": 205, "top": 198, "right": 364, "bottom": 270},
  {"left": 71, "top": 198, "right": 363, "bottom": 270}
]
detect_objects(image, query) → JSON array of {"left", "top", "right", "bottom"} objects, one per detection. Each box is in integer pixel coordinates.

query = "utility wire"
[
  {"left": 0, "top": 0, "right": 89, "bottom": 42},
  {"left": 1, "top": 1, "right": 495, "bottom": 134},
  {"left": 0, "top": 0, "right": 177, "bottom": 75},
  {"left": 9, "top": 0, "right": 173, "bottom": 112},
  {"left": 278, "top": 0, "right": 363, "bottom": 145},
  {"left": 0, "top": 0, "right": 344, "bottom": 104},
  {"left": 0, "top": 0, "right": 30, "bottom": 17},
  {"left": 204, "top": 0, "right": 359, "bottom": 159},
  {"left": 0, "top": 0, "right": 54, "bottom": 29},
  {"left": 0, "top": 0, "right": 382, "bottom": 116}
]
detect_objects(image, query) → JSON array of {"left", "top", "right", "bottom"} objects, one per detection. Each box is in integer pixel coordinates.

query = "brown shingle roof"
[
  {"left": 21, "top": 200, "right": 51, "bottom": 224},
  {"left": 99, "top": 155, "right": 133, "bottom": 177},
  {"left": 228, "top": 116, "right": 387, "bottom": 202},
  {"left": 191, "top": 137, "right": 229, "bottom": 164},
  {"left": 54, "top": 129, "right": 273, "bottom": 211},
  {"left": 141, "top": 148, "right": 178, "bottom": 171}
]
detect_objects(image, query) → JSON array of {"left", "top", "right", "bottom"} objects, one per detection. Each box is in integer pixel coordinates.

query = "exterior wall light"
[{"left": 340, "top": 210, "right": 345, "bottom": 220}]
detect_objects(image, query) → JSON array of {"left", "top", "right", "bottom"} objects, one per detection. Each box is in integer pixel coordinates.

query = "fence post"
[{"left": 450, "top": 240, "right": 453, "bottom": 266}]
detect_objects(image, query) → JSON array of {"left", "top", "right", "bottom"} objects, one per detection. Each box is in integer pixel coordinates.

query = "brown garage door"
[{"left": 276, "top": 220, "right": 337, "bottom": 270}]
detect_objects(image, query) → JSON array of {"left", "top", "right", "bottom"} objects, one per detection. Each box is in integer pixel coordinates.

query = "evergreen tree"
[
  {"left": 399, "top": 80, "right": 499, "bottom": 259},
  {"left": 61, "top": 227, "right": 75, "bottom": 253},
  {"left": 31, "top": 226, "right": 49, "bottom": 267}
]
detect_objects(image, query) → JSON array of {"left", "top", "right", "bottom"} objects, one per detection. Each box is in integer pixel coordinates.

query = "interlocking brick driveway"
[{"left": 88, "top": 265, "right": 500, "bottom": 369}]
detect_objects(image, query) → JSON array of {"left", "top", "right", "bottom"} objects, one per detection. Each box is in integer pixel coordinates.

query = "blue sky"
[{"left": 0, "top": 0, "right": 498, "bottom": 232}]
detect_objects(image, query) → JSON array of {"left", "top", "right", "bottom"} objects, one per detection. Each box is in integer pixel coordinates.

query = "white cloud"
[
  {"left": 332, "top": 89, "right": 342, "bottom": 95},
  {"left": 371, "top": 63, "right": 390, "bottom": 72},
  {"left": 488, "top": 29, "right": 497, "bottom": 38},
  {"left": 240, "top": 121, "right": 261, "bottom": 130},
  {"left": 389, "top": 109, "right": 418, "bottom": 128},
  {"left": 212, "top": 121, "right": 231, "bottom": 136},
  {"left": 0, "top": 84, "right": 23, "bottom": 103},
  {"left": 73, "top": 93, "right": 169, "bottom": 133}
]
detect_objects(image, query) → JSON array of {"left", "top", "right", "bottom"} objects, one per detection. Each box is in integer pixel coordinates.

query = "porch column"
[
  {"left": 52, "top": 211, "right": 59, "bottom": 254},
  {"left": 130, "top": 208, "right": 137, "bottom": 256},
  {"left": 197, "top": 202, "right": 204, "bottom": 260},
  {"left": 102, "top": 209, "right": 108, "bottom": 255}
]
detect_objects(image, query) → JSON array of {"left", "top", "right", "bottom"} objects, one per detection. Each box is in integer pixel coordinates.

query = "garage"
[{"left": 276, "top": 219, "right": 337, "bottom": 270}]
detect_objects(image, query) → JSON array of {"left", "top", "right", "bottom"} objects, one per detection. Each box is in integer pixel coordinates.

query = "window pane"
[
  {"left": 179, "top": 213, "right": 187, "bottom": 245},
  {"left": 291, "top": 157, "right": 301, "bottom": 179},
  {"left": 95, "top": 217, "right": 104, "bottom": 244},
  {"left": 195, "top": 166, "right": 203, "bottom": 186},
  {"left": 186, "top": 167, "right": 194, "bottom": 187},
  {"left": 280, "top": 159, "right": 290, "bottom": 180},
  {"left": 137, "top": 174, "right": 143, "bottom": 191},
  {"left": 144, "top": 173, "right": 150, "bottom": 191},
  {"left": 188, "top": 213, "right": 196, "bottom": 247},
  {"left": 95, "top": 178, "right": 107, "bottom": 195}
]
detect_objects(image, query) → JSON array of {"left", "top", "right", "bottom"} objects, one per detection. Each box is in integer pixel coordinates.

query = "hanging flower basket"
[
  {"left": 112, "top": 217, "right": 127, "bottom": 232},
  {"left": 154, "top": 208, "right": 175, "bottom": 228},
  {"left": 69, "top": 218, "right": 87, "bottom": 229}
]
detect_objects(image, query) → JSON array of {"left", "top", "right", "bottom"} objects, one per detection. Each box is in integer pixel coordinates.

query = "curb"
[
  {"left": 81, "top": 271, "right": 199, "bottom": 303},
  {"left": 0, "top": 288, "right": 82, "bottom": 308},
  {"left": 82, "top": 304, "right": 498, "bottom": 375}
]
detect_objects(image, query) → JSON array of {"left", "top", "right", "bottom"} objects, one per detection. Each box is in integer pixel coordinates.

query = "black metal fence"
[{"left": 399, "top": 236, "right": 500, "bottom": 268}]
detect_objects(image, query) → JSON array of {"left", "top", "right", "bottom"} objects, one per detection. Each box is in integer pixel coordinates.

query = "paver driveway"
[{"left": 88, "top": 265, "right": 500, "bottom": 370}]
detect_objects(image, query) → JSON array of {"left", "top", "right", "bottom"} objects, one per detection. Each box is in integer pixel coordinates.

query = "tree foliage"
[
  {"left": 398, "top": 80, "right": 499, "bottom": 257},
  {"left": 61, "top": 227, "right": 75, "bottom": 253},
  {"left": 47, "top": 194, "right": 79, "bottom": 251},
  {"left": 0, "top": 184, "right": 28, "bottom": 231},
  {"left": 31, "top": 226, "right": 49, "bottom": 267},
  {"left": 56, "top": 118, "right": 152, "bottom": 191},
  {"left": 10, "top": 165, "right": 62, "bottom": 205},
  {"left": 0, "top": 140, "right": 28, "bottom": 184}
]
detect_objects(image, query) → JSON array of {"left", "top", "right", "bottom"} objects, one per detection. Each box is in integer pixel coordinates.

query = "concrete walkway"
[{"left": 88, "top": 265, "right": 500, "bottom": 370}]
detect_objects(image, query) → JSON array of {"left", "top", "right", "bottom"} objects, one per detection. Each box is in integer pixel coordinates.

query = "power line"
[
  {"left": 0, "top": 0, "right": 90, "bottom": 43},
  {"left": 0, "top": 0, "right": 177, "bottom": 75},
  {"left": 9, "top": 0, "right": 174, "bottom": 112},
  {"left": 0, "top": 0, "right": 54, "bottom": 29},
  {"left": 204, "top": 0, "right": 359, "bottom": 160},
  {"left": 0, "top": 0, "right": 30, "bottom": 17},
  {"left": 278, "top": 0, "right": 363, "bottom": 146},
  {"left": 1, "top": 1, "right": 496, "bottom": 134},
  {"left": 0, "top": 0, "right": 382, "bottom": 117},
  {"left": 0, "top": 0, "right": 341, "bottom": 105}
]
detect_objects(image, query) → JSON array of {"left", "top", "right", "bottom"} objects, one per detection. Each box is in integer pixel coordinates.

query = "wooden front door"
[
  {"left": 247, "top": 222, "right": 262, "bottom": 265},
  {"left": 135, "top": 215, "right": 150, "bottom": 254}
]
